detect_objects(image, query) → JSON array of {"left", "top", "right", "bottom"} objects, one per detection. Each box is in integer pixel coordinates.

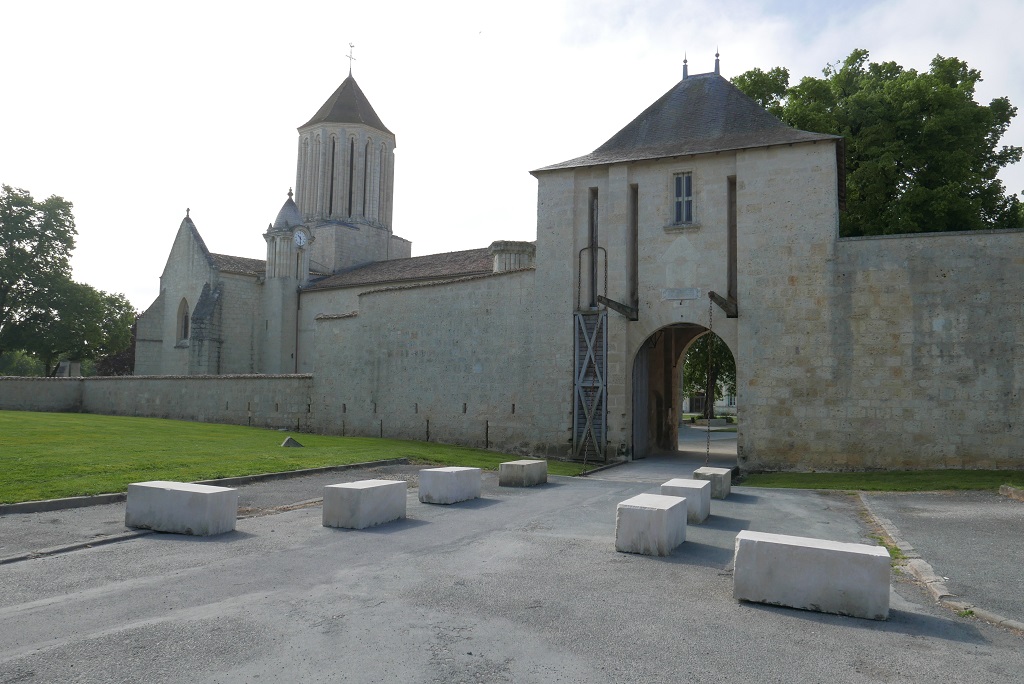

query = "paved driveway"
[
  {"left": 865, "top": 490, "right": 1024, "bottom": 625},
  {"left": 1, "top": 462, "right": 1021, "bottom": 683}
]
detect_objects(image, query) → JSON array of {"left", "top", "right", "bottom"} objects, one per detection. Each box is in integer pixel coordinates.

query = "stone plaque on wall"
[{"left": 661, "top": 288, "right": 701, "bottom": 301}]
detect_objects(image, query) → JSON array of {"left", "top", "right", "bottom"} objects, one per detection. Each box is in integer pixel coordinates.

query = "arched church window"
[
  {"left": 313, "top": 134, "right": 322, "bottom": 216},
  {"left": 300, "top": 138, "right": 309, "bottom": 214},
  {"left": 379, "top": 143, "right": 387, "bottom": 222},
  {"left": 347, "top": 137, "right": 356, "bottom": 217},
  {"left": 177, "top": 298, "right": 190, "bottom": 343},
  {"left": 328, "top": 136, "right": 337, "bottom": 217},
  {"left": 363, "top": 140, "right": 371, "bottom": 217}
]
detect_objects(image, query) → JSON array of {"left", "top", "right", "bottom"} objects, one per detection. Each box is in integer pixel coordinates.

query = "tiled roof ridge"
[
  {"left": 358, "top": 267, "right": 534, "bottom": 296},
  {"left": 210, "top": 253, "right": 267, "bottom": 276},
  {"left": 304, "top": 246, "right": 494, "bottom": 292}
]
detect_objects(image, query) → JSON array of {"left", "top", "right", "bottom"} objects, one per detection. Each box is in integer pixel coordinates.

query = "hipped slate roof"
[
  {"left": 305, "top": 248, "right": 492, "bottom": 291},
  {"left": 300, "top": 74, "right": 392, "bottom": 134},
  {"left": 534, "top": 72, "right": 838, "bottom": 172}
]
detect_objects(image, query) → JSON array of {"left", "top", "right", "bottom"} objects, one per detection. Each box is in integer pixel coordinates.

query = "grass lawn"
[
  {"left": 742, "top": 469, "right": 1024, "bottom": 492},
  {"left": 0, "top": 411, "right": 585, "bottom": 504}
]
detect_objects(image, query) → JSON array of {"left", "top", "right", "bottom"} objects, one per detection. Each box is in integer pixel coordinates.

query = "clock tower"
[{"left": 263, "top": 189, "right": 311, "bottom": 373}]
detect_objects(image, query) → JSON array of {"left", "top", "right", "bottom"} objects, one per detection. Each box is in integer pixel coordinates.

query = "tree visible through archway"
[{"left": 681, "top": 333, "right": 735, "bottom": 419}]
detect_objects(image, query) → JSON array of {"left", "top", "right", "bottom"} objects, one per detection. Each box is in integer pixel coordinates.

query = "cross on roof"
[{"left": 347, "top": 43, "right": 356, "bottom": 75}]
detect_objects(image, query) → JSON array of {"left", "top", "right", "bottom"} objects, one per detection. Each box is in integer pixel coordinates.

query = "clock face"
[{"left": 294, "top": 231, "right": 307, "bottom": 247}]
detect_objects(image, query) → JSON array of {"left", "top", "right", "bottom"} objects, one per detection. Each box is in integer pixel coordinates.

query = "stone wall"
[
  {"left": 743, "top": 228, "right": 1024, "bottom": 471},
  {"left": 0, "top": 378, "right": 85, "bottom": 413},
  {"left": 0, "top": 375, "right": 313, "bottom": 431},
  {"left": 311, "top": 269, "right": 569, "bottom": 456},
  {"left": 217, "top": 273, "right": 263, "bottom": 374}
]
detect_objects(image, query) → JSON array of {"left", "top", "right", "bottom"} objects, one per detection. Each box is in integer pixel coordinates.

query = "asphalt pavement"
[{"left": 1, "top": 449, "right": 1022, "bottom": 683}]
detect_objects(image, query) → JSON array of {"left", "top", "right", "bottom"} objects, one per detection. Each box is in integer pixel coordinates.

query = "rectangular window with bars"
[{"left": 673, "top": 172, "right": 693, "bottom": 224}]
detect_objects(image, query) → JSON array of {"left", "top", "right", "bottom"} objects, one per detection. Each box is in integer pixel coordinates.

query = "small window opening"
[
  {"left": 673, "top": 172, "right": 693, "bottom": 224},
  {"left": 177, "top": 298, "right": 190, "bottom": 342}
]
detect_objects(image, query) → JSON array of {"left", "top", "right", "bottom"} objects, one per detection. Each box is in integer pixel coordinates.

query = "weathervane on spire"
[{"left": 347, "top": 43, "right": 356, "bottom": 76}]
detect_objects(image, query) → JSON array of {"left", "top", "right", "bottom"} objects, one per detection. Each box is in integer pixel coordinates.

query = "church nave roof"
[
  {"left": 211, "top": 253, "right": 266, "bottom": 277},
  {"left": 304, "top": 247, "right": 493, "bottom": 291}
]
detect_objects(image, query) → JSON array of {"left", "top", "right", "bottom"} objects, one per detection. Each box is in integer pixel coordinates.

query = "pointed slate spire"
[{"left": 300, "top": 74, "right": 391, "bottom": 134}]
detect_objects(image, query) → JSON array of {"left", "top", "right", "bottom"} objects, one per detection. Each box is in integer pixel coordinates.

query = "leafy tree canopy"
[
  {"left": 0, "top": 185, "right": 76, "bottom": 352},
  {"left": 681, "top": 333, "right": 736, "bottom": 418},
  {"left": 733, "top": 49, "right": 1024, "bottom": 236},
  {"left": 1, "top": 185, "right": 136, "bottom": 375}
]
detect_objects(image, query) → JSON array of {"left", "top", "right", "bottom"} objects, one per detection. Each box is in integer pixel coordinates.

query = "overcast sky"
[{"left": 3, "top": 0, "right": 1022, "bottom": 311}]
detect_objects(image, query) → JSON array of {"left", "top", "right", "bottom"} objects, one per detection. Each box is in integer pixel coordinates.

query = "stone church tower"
[
  {"left": 136, "top": 71, "right": 411, "bottom": 377},
  {"left": 294, "top": 73, "right": 408, "bottom": 275},
  {"left": 262, "top": 191, "right": 310, "bottom": 374}
]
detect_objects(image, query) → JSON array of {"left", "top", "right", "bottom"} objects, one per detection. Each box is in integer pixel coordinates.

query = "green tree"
[
  {"left": 733, "top": 49, "right": 1024, "bottom": 236},
  {"left": 0, "top": 350, "right": 45, "bottom": 376},
  {"left": 1, "top": 185, "right": 135, "bottom": 375},
  {"left": 730, "top": 66, "right": 790, "bottom": 119},
  {"left": 0, "top": 185, "right": 76, "bottom": 354},
  {"left": 11, "top": 280, "right": 136, "bottom": 376},
  {"left": 681, "top": 333, "right": 736, "bottom": 419}
]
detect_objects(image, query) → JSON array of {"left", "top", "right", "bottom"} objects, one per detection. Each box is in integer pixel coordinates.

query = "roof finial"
[
  {"left": 186, "top": 207, "right": 190, "bottom": 217},
  {"left": 683, "top": 53, "right": 688, "bottom": 80},
  {"left": 347, "top": 43, "right": 356, "bottom": 76},
  {"left": 715, "top": 47, "right": 720, "bottom": 75},
  {"left": 287, "top": 187, "right": 294, "bottom": 200}
]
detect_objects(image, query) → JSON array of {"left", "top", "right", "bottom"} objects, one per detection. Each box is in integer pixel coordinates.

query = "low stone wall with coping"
[{"left": 0, "top": 375, "right": 313, "bottom": 431}]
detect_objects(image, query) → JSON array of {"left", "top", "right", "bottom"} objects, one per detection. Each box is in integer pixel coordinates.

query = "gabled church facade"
[
  {"left": 115, "top": 59, "right": 1024, "bottom": 472},
  {"left": 135, "top": 74, "right": 415, "bottom": 376}
]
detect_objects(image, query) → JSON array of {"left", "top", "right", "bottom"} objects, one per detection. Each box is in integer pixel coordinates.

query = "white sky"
[{"left": 3, "top": 0, "right": 1022, "bottom": 311}]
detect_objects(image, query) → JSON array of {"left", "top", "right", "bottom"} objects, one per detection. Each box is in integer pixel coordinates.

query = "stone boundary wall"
[
  {"left": 312, "top": 269, "right": 568, "bottom": 457},
  {"left": 0, "top": 378, "right": 85, "bottom": 413},
  {"left": 742, "top": 227, "right": 1024, "bottom": 471},
  {"left": 0, "top": 375, "right": 313, "bottom": 431}
]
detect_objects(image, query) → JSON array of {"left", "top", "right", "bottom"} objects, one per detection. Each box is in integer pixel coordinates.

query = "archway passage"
[{"left": 631, "top": 324, "right": 738, "bottom": 470}]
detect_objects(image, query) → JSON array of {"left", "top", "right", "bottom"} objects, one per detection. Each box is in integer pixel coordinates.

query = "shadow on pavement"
[{"left": 738, "top": 601, "right": 989, "bottom": 645}]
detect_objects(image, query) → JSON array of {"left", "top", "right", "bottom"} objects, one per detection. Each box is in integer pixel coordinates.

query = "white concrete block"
[
  {"left": 125, "top": 481, "right": 238, "bottom": 536},
  {"left": 615, "top": 493, "right": 687, "bottom": 556},
  {"left": 322, "top": 479, "right": 407, "bottom": 529},
  {"left": 418, "top": 467, "right": 481, "bottom": 504},
  {"left": 733, "top": 530, "right": 891, "bottom": 620},
  {"left": 660, "top": 478, "right": 711, "bottom": 523},
  {"left": 692, "top": 467, "right": 732, "bottom": 499},
  {"left": 499, "top": 459, "right": 547, "bottom": 487}
]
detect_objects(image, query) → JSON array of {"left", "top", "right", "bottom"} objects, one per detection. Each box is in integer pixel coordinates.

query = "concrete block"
[
  {"left": 733, "top": 530, "right": 891, "bottom": 620},
  {"left": 499, "top": 459, "right": 547, "bottom": 487},
  {"left": 323, "top": 479, "right": 407, "bottom": 529},
  {"left": 418, "top": 467, "right": 481, "bottom": 504},
  {"left": 615, "top": 493, "right": 687, "bottom": 556},
  {"left": 660, "top": 478, "right": 711, "bottom": 523},
  {"left": 692, "top": 466, "right": 732, "bottom": 499},
  {"left": 125, "top": 481, "right": 238, "bottom": 536}
]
